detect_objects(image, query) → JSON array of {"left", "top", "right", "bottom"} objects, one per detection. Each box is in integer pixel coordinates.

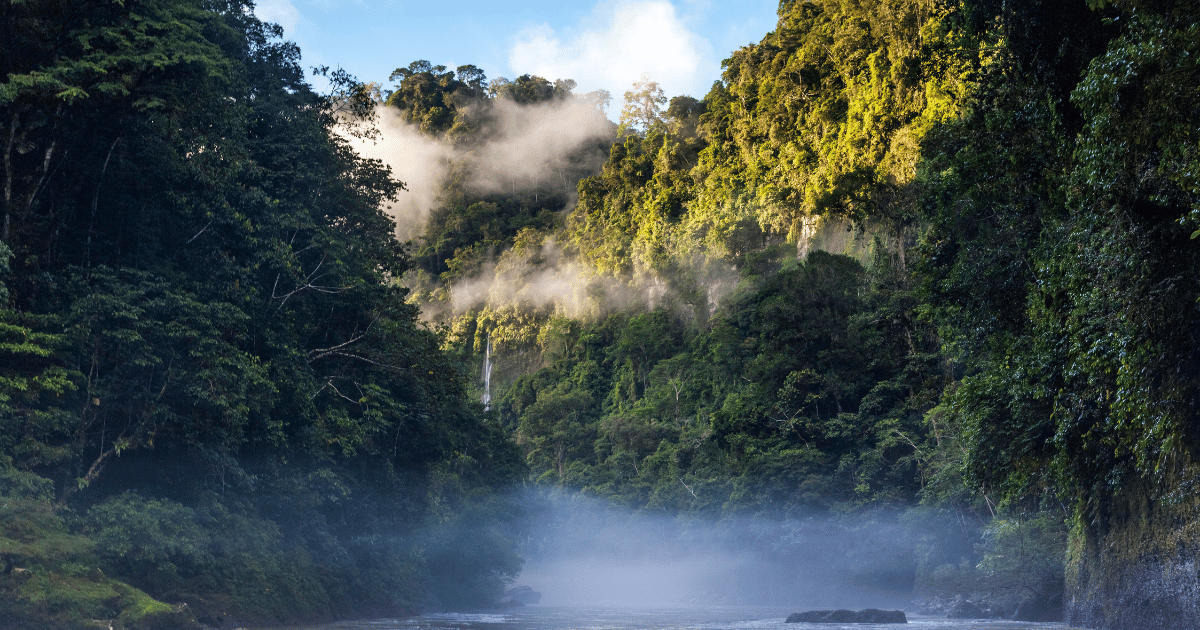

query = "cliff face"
[{"left": 1066, "top": 462, "right": 1200, "bottom": 630}]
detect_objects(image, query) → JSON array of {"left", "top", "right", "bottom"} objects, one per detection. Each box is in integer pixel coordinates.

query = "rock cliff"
[{"left": 1066, "top": 461, "right": 1200, "bottom": 629}]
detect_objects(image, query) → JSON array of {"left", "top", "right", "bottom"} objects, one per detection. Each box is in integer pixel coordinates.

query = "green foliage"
[
  {"left": 89, "top": 493, "right": 217, "bottom": 585},
  {"left": 1, "top": 0, "right": 527, "bottom": 625},
  {"left": 416, "top": 197, "right": 563, "bottom": 279},
  {"left": 977, "top": 512, "right": 1066, "bottom": 601},
  {"left": 561, "top": 0, "right": 974, "bottom": 294},
  {"left": 0, "top": 496, "right": 206, "bottom": 630},
  {"left": 686, "top": 0, "right": 971, "bottom": 244},
  {"left": 913, "top": 0, "right": 1200, "bottom": 534},
  {"left": 421, "top": 492, "right": 527, "bottom": 608},
  {"left": 1055, "top": 8, "right": 1200, "bottom": 488},
  {"left": 568, "top": 117, "right": 707, "bottom": 276},
  {"left": 0, "top": 248, "right": 78, "bottom": 500},
  {"left": 418, "top": 0, "right": 1198, "bottom": 616},
  {"left": 386, "top": 60, "right": 490, "bottom": 140},
  {"left": 383, "top": 60, "right": 592, "bottom": 146},
  {"left": 491, "top": 74, "right": 577, "bottom": 105},
  {"left": 500, "top": 251, "right": 940, "bottom": 513},
  {"left": 82, "top": 491, "right": 390, "bottom": 625}
]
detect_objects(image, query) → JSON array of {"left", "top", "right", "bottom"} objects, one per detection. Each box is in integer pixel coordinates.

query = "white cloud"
[
  {"left": 306, "top": 0, "right": 370, "bottom": 12},
  {"left": 254, "top": 0, "right": 301, "bottom": 34},
  {"left": 508, "top": 0, "right": 715, "bottom": 106}
]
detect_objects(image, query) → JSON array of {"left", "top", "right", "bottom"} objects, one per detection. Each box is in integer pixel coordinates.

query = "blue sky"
[{"left": 254, "top": 0, "right": 781, "bottom": 115}]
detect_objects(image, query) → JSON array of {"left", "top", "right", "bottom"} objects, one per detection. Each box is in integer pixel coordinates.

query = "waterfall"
[{"left": 481, "top": 334, "right": 493, "bottom": 410}]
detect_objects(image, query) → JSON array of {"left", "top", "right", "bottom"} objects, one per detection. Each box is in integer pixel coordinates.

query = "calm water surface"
[{"left": 270, "top": 605, "right": 1090, "bottom": 630}]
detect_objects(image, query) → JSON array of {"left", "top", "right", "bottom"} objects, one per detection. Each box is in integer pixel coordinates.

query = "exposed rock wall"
[{"left": 1066, "top": 461, "right": 1200, "bottom": 629}]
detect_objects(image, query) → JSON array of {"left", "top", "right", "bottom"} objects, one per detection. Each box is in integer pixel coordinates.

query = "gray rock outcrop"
[{"left": 786, "top": 609, "right": 906, "bottom": 623}]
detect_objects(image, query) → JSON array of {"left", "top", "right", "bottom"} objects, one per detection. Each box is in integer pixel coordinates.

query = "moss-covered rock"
[
  {"left": 0, "top": 497, "right": 207, "bottom": 630},
  {"left": 0, "top": 569, "right": 206, "bottom": 630}
]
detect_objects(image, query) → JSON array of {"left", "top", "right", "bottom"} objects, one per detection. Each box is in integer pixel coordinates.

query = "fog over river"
[{"left": 268, "top": 605, "right": 1090, "bottom": 630}]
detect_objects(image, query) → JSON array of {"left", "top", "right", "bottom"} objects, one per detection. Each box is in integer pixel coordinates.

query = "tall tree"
[{"left": 619, "top": 74, "right": 667, "bottom": 133}]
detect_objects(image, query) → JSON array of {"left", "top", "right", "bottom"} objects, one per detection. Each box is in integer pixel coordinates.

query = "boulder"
[
  {"left": 507, "top": 585, "right": 541, "bottom": 605},
  {"left": 857, "top": 609, "right": 908, "bottom": 623},
  {"left": 786, "top": 609, "right": 907, "bottom": 623},
  {"left": 946, "top": 599, "right": 985, "bottom": 619},
  {"left": 823, "top": 610, "right": 857, "bottom": 622},
  {"left": 494, "top": 585, "right": 542, "bottom": 607}
]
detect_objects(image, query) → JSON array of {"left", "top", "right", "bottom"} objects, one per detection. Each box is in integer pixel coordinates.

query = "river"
[{"left": 266, "top": 606, "right": 1091, "bottom": 630}]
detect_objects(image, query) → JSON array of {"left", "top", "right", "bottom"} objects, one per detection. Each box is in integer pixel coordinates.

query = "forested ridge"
[{"left": 1, "top": 0, "right": 1198, "bottom": 628}]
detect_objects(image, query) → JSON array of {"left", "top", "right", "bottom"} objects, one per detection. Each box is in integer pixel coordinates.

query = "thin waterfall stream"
[{"left": 482, "top": 334, "right": 493, "bottom": 410}]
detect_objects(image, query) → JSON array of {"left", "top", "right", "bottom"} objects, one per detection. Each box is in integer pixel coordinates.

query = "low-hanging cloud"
[
  {"left": 344, "top": 111, "right": 456, "bottom": 238},
  {"left": 344, "top": 95, "right": 613, "bottom": 239},
  {"left": 446, "top": 238, "right": 653, "bottom": 318},
  {"left": 509, "top": 0, "right": 714, "bottom": 104},
  {"left": 441, "top": 231, "right": 746, "bottom": 325},
  {"left": 468, "top": 97, "right": 615, "bottom": 194}
]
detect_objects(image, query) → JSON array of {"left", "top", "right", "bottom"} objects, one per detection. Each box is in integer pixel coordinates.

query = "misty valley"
[{"left": 2, "top": 0, "right": 1199, "bottom": 629}]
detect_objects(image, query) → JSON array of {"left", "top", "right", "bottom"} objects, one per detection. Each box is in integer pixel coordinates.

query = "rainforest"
[{"left": 1, "top": 0, "right": 1198, "bottom": 628}]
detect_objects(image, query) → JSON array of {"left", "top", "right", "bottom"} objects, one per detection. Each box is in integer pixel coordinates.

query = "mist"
[
  {"left": 345, "top": 110, "right": 455, "bottom": 238},
  {"left": 514, "top": 489, "right": 923, "bottom": 610},
  {"left": 444, "top": 237, "right": 668, "bottom": 319},
  {"left": 435, "top": 211, "right": 871, "bottom": 323},
  {"left": 468, "top": 98, "right": 614, "bottom": 195},
  {"left": 345, "top": 96, "right": 614, "bottom": 240}
]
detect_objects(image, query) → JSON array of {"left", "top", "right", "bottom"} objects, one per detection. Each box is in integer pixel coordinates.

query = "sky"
[{"left": 253, "top": 0, "right": 781, "bottom": 117}]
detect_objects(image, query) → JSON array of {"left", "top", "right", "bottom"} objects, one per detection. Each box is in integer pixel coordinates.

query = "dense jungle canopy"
[{"left": 1, "top": 0, "right": 1198, "bottom": 628}]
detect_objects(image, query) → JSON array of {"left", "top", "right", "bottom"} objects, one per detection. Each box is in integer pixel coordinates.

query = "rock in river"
[
  {"left": 786, "top": 609, "right": 907, "bottom": 623},
  {"left": 494, "top": 585, "right": 542, "bottom": 607}
]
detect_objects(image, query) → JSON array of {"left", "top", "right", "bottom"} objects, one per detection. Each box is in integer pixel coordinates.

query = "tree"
[
  {"left": 489, "top": 74, "right": 575, "bottom": 104},
  {"left": 387, "top": 60, "right": 487, "bottom": 138},
  {"left": 619, "top": 74, "right": 666, "bottom": 133}
]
